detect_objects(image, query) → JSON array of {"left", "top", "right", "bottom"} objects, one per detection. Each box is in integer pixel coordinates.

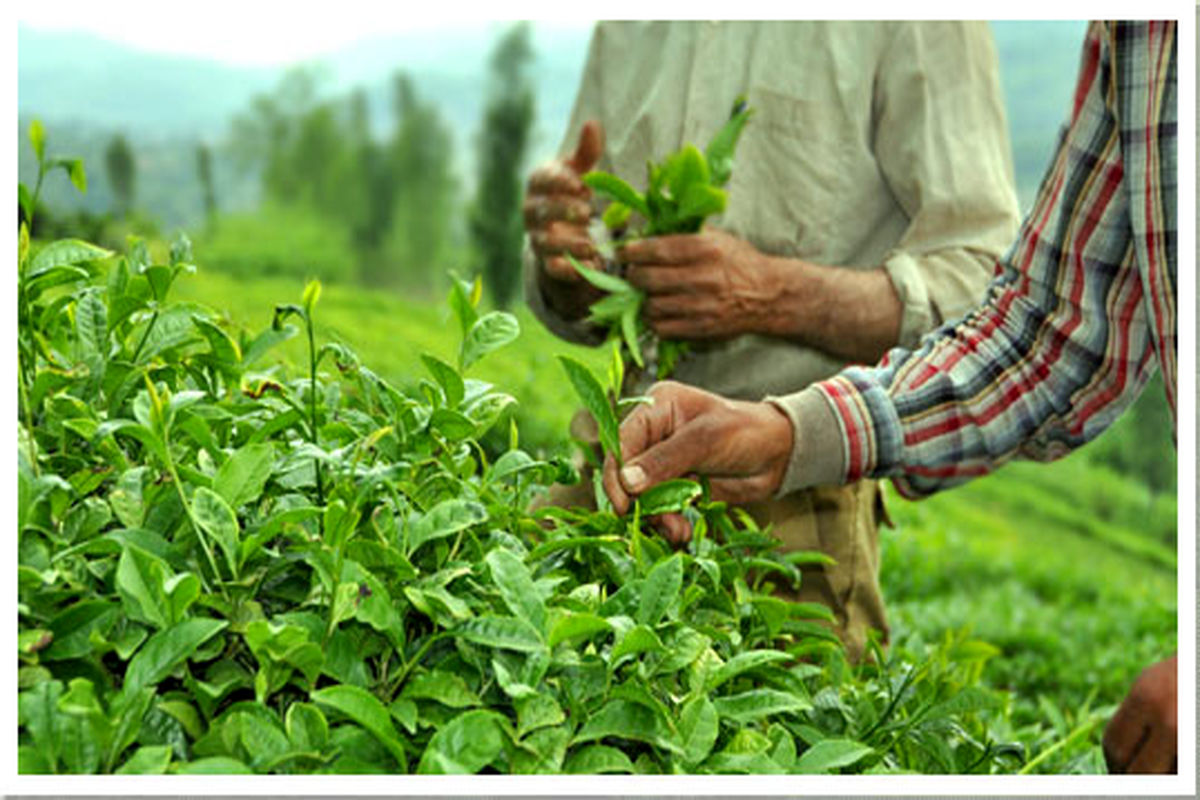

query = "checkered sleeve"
[{"left": 780, "top": 21, "right": 1176, "bottom": 500}]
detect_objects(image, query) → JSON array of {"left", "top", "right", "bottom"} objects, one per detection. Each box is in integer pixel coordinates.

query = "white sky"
[
  {"left": 16, "top": 1, "right": 596, "bottom": 66},
  {"left": 16, "top": 0, "right": 1191, "bottom": 66}
]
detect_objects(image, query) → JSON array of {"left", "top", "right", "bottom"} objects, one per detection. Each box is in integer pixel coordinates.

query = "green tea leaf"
[
  {"left": 782, "top": 551, "right": 838, "bottom": 568},
  {"left": 174, "top": 756, "right": 254, "bottom": 774},
  {"left": 485, "top": 548, "right": 546, "bottom": 633},
  {"left": 516, "top": 694, "right": 564, "bottom": 736},
  {"left": 609, "top": 623, "right": 664, "bottom": 667},
  {"left": 401, "top": 670, "right": 481, "bottom": 709},
  {"left": 460, "top": 311, "right": 519, "bottom": 371},
  {"left": 568, "top": 253, "right": 638, "bottom": 296},
  {"left": 407, "top": 498, "right": 488, "bottom": 555},
  {"left": 548, "top": 612, "right": 612, "bottom": 648},
  {"left": 665, "top": 143, "right": 710, "bottom": 199},
  {"left": 75, "top": 288, "right": 108, "bottom": 361},
  {"left": 124, "top": 618, "right": 228, "bottom": 695},
  {"left": 557, "top": 356, "right": 620, "bottom": 461},
  {"left": 564, "top": 744, "right": 635, "bottom": 774},
  {"left": 192, "top": 487, "right": 241, "bottom": 579},
  {"left": 63, "top": 158, "right": 88, "bottom": 193},
  {"left": 417, "top": 709, "right": 505, "bottom": 774},
  {"left": 572, "top": 699, "right": 682, "bottom": 755},
  {"left": 447, "top": 276, "right": 480, "bottom": 339},
  {"left": 311, "top": 684, "right": 407, "bottom": 768},
  {"left": 582, "top": 171, "right": 649, "bottom": 217},
  {"left": 678, "top": 182, "right": 727, "bottom": 220},
  {"left": 637, "top": 554, "right": 683, "bottom": 626},
  {"left": 116, "top": 745, "right": 173, "bottom": 774},
  {"left": 705, "top": 101, "right": 754, "bottom": 187},
  {"left": 29, "top": 239, "right": 112, "bottom": 277},
  {"left": 30, "top": 119, "right": 46, "bottom": 162},
  {"left": 213, "top": 443, "right": 274, "bottom": 510},
  {"left": 18, "top": 187, "right": 33, "bottom": 227},
  {"left": 793, "top": 739, "right": 874, "bottom": 774},
  {"left": 44, "top": 600, "right": 119, "bottom": 661},
  {"left": 455, "top": 615, "right": 544, "bottom": 653},
  {"left": 115, "top": 545, "right": 170, "bottom": 629},
  {"left": 637, "top": 479, "right": 702, "bottom": 516},
  {"left": 706, "top": 649, "right": 794, "bottom": 691},
  {"left": 302, "top": 279, "right": 322, "bottom": 317},
  {"left": 712, "top": 689, "right": 811, "bottom": 724},
  {"left": 678, "top": 694, "right": 719, "bottom": 766},
  {"left": 619, "top": 306, "right": 644, "bottom": 368},
  {"left": 602, "top": 200, "right": 633, "bottom": 230},
  {"left": 421, "top": 354, "right": 465, "bottom": 406}
]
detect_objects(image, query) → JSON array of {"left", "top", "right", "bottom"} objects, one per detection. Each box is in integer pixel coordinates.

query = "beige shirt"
[{"left": 525, "top": 21, "right": 1020, "bottom": 401}]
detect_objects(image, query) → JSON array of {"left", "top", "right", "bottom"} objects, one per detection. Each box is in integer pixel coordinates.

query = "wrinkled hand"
[
  {"left": 602, "top": 382, "right": 793, "bottom": 537},
  {"left": 619, "top": 229, "right": 791, "bottom": 340},
  {"left": 524, "top": 120, "right": 605, "bottom": 320},
  {"left": 1102, "top": 654, "right": 1178, "bottom": 773}
]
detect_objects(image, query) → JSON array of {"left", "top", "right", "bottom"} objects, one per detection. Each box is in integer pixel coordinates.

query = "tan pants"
[
  {"left": 742, "top": 481, "right": 890, "bottom": 663},
  {"left": 535, "top": 427, "right": 890, "bottom": 664}
]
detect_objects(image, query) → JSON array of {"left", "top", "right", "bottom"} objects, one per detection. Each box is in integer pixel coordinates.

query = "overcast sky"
[
  {"left": 17, "top": 1, "right": 1120, "bottom": 67},
  {"left": 16, "top": 2, "right": 596, "bottom": 65}
]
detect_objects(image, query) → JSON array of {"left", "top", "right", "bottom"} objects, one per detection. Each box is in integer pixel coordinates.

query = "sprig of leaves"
[{"left": 579, "top": 97, "right": 754, "bottom": 378}]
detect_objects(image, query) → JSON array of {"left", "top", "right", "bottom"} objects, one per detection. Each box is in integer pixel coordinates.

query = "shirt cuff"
[
  {"left": 764, "top": 386, "right": 846, "bottom": 495},
  {"left": 882, "top": 250, "right": 937, "bottom": 349}
]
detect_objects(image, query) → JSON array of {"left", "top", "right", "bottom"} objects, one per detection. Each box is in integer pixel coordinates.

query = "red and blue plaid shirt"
[{"left": 813, "top": 20, "right": 1177, "bottom": 499}]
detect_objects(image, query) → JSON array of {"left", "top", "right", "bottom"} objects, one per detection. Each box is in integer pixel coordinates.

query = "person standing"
[
  {"left": 602, "top": 21, "right": 1179, "bottom": 774},
  {"left": 523, "top": 21, "right": 1021, "bottom": 662}
]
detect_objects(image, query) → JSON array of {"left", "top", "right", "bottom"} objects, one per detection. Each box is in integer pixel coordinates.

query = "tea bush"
[{"left": 18, "top": 125, "right": 1025, "bottom": 775}]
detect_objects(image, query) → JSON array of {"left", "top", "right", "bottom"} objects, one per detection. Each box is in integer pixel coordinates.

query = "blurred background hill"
[{"left": 20, "top": 21, "right": 1084, "bottom": 232}]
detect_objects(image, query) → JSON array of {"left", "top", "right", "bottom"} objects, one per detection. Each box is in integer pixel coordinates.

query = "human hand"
[
  {"left": 619, "top": 229, "right": 795, "bottom": 340},
  {"left": 525, "top": 120, "right": 606, "bottom": 319},
  {"left": 1102, "top": 654, "right": 1178, "bottom": 773},
  {"left": 601, "top": 381, "right": 793, "bottom": 522}
]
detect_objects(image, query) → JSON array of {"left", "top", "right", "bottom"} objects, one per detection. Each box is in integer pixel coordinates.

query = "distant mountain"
[
  {"left": 17, "top": 26, "right": 279, "bottom": 139},
  {"left": 18, "top": 21, "right": 1088, "bottom": 230},
  {"left": 17, "top": 22, "right": 591, "bottom": 228}
]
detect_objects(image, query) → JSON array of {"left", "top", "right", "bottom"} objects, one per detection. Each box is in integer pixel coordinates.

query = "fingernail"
[{"left": 621, "top": 465, "right": 646, "bottom": 491}]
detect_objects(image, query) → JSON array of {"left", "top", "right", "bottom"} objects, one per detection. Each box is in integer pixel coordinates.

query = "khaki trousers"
[
  {"left": 742, "top": 481, "right": 890, "bottom": 663},
  {"left": 535, "top": 421, "right": 890, "bottom": 664}
]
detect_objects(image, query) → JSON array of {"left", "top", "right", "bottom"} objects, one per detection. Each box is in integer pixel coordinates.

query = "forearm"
[{"left": 761, "top": 256, "right": 904, "bottom": 364}]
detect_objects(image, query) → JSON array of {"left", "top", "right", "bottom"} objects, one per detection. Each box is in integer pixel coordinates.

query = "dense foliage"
[{"left": 17, "top": 133, "right": 1032, "bottom": 775}]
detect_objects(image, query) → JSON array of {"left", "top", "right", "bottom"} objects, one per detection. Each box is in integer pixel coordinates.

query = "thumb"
[
  {"left": 566, "top": 119, "right": 604, "bottom": 175},
  {"left": 619, "top": 419, "right": 711, "bottom": 496}
]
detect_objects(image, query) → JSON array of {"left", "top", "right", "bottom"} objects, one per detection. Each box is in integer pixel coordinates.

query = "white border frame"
[{"left": 6, "top": 0, "right": 1196, "bottom": 795}]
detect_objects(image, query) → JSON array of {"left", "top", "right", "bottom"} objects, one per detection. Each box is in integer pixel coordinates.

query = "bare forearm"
[{"left": 763, "top": 257, "right": 903, "bottom": 364}]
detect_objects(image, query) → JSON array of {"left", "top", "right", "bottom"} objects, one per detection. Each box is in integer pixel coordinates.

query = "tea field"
[
  {"left": 172, "top": 269, "right": 1179, "bottom": 774},
  {"left": 18, "top": 226, "right": 1177, "bottom": 775}
]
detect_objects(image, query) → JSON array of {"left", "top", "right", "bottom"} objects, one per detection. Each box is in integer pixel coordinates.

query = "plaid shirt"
[{"left": 806, "top": 21, "right": 1177, "bottom": 499}]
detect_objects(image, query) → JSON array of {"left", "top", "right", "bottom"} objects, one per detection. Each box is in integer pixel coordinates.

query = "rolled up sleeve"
[{"left": 874, "top": 21, "right": 1021, "bottom": 347}]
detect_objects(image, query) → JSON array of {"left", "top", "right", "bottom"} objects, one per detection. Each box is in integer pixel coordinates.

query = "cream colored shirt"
[{"left": 525, "top": 21, "right": 1020, "bottom": 401}]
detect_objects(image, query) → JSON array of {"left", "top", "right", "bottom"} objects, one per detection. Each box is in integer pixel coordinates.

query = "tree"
[
  {"left": 195, "top": 143, "right": 218, "bottom": 231},
  {"left": 469, "top": 22, "right": 535, "bottom": 308},
  {"left": 104, "top": 134, "right": 136, "bottom": 217},
  {"left": 384, "top": 73, "right": 457, "bottom": 288}
]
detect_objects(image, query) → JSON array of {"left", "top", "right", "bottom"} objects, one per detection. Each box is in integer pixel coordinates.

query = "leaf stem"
[
  {"left": 158, "top": 421, "right": 225, "bottom": 597},
  {"left": 1017, "top": 714, "right": 1101, "bottom": 775},
  {"left": 129, "top": 308, "right": 160, "bottom": 364},
  {"left": 306, "top": 313, "right": 325, "bottom": 509}
]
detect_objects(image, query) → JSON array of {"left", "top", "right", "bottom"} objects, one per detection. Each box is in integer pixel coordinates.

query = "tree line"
[{"left": 85, "top": 22, "right": 536, "bottom": 307}]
